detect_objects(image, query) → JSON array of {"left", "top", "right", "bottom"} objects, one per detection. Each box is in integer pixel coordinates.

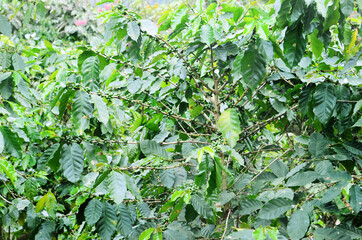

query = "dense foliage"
[{"left": 0, "top": 0, "right": 361, "bottom": 239}]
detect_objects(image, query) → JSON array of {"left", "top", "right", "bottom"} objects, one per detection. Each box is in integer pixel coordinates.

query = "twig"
[
  {"left": 221, "top": 209, "right": 231, "bottom": 240},
  {"left": 236, "top": 149, "right": 292, "bottom": 196}
]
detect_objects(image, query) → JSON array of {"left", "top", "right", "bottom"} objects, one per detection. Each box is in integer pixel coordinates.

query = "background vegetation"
[{"left": 0, "top": 0, "right": 361, "bottom": 239}]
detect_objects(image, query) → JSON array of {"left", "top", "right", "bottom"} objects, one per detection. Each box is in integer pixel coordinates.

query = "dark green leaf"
[
  {"left": 313, "top": 83, "right": 337, "bottom": 124},
  {"left": 239, "top": 199, "right": 263, "bottom": 215},
  {"left": 287, "top": 171, "right": 318, "bottom": 186},
  {"left": 85, "top": 199, "right": 103, "bottom": 225},
  {"left": 343, "top": 142, "right": 362, "bottom": 156},
  {"left": 309, "top": 132, "right": 328, "bottom": 158},
  {"left": 117, "top": 204, "right": 133, "bottom": 236},
  {"left": 284, "top": 22, "right": 307, "bottom": 67},
  {"left": 349, "top": 185, "right": 362, "bottom": 213},
  {"left": 191, "top": 195, "right": 213, "bottom": 219},
  {"left": 258, "top": 198, "right": 293, "bottom": 219},
  {"left": 96, "top": 202, "right": 117, "bottom": 240},
  {"left": 37, "top": 143, "right": 60, "bottom": 170},
  {"left": 239, "top": 45, "right": 266, "bottom": 90},
  {"left": 0, "top": 126, "right": 22, "bottom": 158}
]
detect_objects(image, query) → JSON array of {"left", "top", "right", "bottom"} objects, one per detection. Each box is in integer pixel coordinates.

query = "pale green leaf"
[
  {"left": 314, "top": 228, "right": 351, "bottom": 240},
  {"left": 287, "top": 209, "right": 310, "bottom": 240},
  {"left": 200, "top": 24, "right": 213, "bottom": 46},
  {"left": 0, "top": 14, "right": 12, "bottom": 36},
  {"left": 218, "top": 109, "right": 241, "bottom": 148},
  {"left": 139, "top": 228, "right": 154, "bottom": 240},
  {"left": 127, "top": 21, "right": 140, "bottom": 41},
  {"left": 60, "top": 143, "right": 84, "bottom": 183},
  {"left": 72, "top": 90, "right": 93, "bottom": 132},
  {"left": 140, "top": 20, "right": 158, "bottom": 36},
  {"left": 140, "top": 140, "right": 169, "bottom": 159},
  {"left": 108, "top": 171, "right": 127, "bottom": 204},
  {"left": 91, "top": 94, "right": 109, "bottom": 124}
]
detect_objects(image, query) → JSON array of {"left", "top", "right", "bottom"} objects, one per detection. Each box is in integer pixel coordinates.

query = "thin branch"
[
  {"left": 0, "top": 194, "right": 12, "bottom": 204},
  {"left": 221, "top": 209, "right": 231, "bottom": 240},
  {"left": 236, "top": 149, "right": 292, "bottom": 196},
  {"left": 155, "top": 36, "right": 215, "bottom": 93}
]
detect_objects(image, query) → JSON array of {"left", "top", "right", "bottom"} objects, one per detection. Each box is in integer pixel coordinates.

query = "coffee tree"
[{"left": 0, "top": 0, "right": 361, "bottom": 239}]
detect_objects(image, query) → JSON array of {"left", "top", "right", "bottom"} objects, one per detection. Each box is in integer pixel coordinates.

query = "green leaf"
[
  {"left": 218, "top": 109, "right": 241, "bottom": 148},
  {"left": 72, "top": 90, "right": 93, "bottom": 132},
  {"left": 117, "top": 204, "right": 133, "bottom": 236},
  {"left": 82, "top": 56, "right": 100, "bottom": 90},
  {"left": 308, "top": 132, "right": 328, "bottom": 158},
  {"left": 258, "top": 198, "right": 293, "bottom": 219},
  {"left": 287, "top": 171, "right": 318, "bottom": 186},
  {"left": 321, "top": 181, "right": 348, "bottom": 203},
  {"left": 313, "top": 83, "right": 337, "bottom": 124},
  {"left": 91, "top": 94, "right": 109, "bottom": 124},
  {"left": 0, "top": 158, "right": 17, "bottom": 184},
  {"left": 127, "top": 21, "right": 140, "bottom": 41},
  {"left": 337, "top": 224, "right": 362, "bottom": 239},
  {"left": 35, "top": 192, "right": 57, "bottom": 218},
  {"left": 314, "top": 228, "right": 351, "bottom": 240},
  {"left": 287, "top": 209, "right": 310, "bottom": 240},
  {"left": 160, "top": 169, "right": 175, "bottom": 189},
  {"left": 0, "top": 14, "right": 12, "bottom": 36},
  {"left": 140, "top": 140, "right": 169, "bottom": 159},
  {"left": 24, "top": 177, "right": 39, "bottom": 199},
  {"left": 239, "top": 199, "right": 263, "bottom": 215},
  {"left": 276, "top": 0, "right": 291, "bottom": 28},
  {"left": 139, "top": 228, "right": 154, "bottom": 240},
  {"left": 311, "top": 29, "right": 323, "bottom": 58},
  {"left": 0, "top": 72, "right": 13, "bottom": 99},
  {"left": 290, "top": 0, "right": 305, "bottom": 23},
  {"left": 60, "top": 143, "right": 84, "bottom": 183},
  {"left": 108, "top": 171, "right": 127, "bottom": 204},
  {"left": 96, "top": 202, "right": 117, "bottom": 240},
  {"left": 340, "top": 0, "right": 354, "bottom": 16},
  {"left": 349, "top": 185, "right": 362, "bottom": 213},
  {"left": 270, "top": 160, "right": 288, "bottom": 177},
  {"left": 137, "top": 202, "right": 151, "bottom": 218},
  {"left": 343, "top": 142, "right": 362, "bottom": 156},
  {"left": 12, "top": 53, "right": 25, "bottom": 72},
  {"left": 239, "top": 45, "right": 266, "bottom": 90},
  {"left": 284, "top": 22, "right": 307, "bottom": 67},
  {"left": 37, "top": 143, "right": 60, "bottom": 170},
  {"left": 35, "top": 222, "right": 55, "bottom": 240},
  {"left": 0, "top": 126, "right": 22, "bottom": 158},
  {"left": 200, "top": 24, "right": 213, "bottom": 46},
  {"left": 191, "top": 195, "right": 213, "bottom": 219},
  {"left": 85, "top": 199, "right": 103, "bottom": 225},
  {"left": 140, "top": 20, "right": 158, "bottom": 36}
]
